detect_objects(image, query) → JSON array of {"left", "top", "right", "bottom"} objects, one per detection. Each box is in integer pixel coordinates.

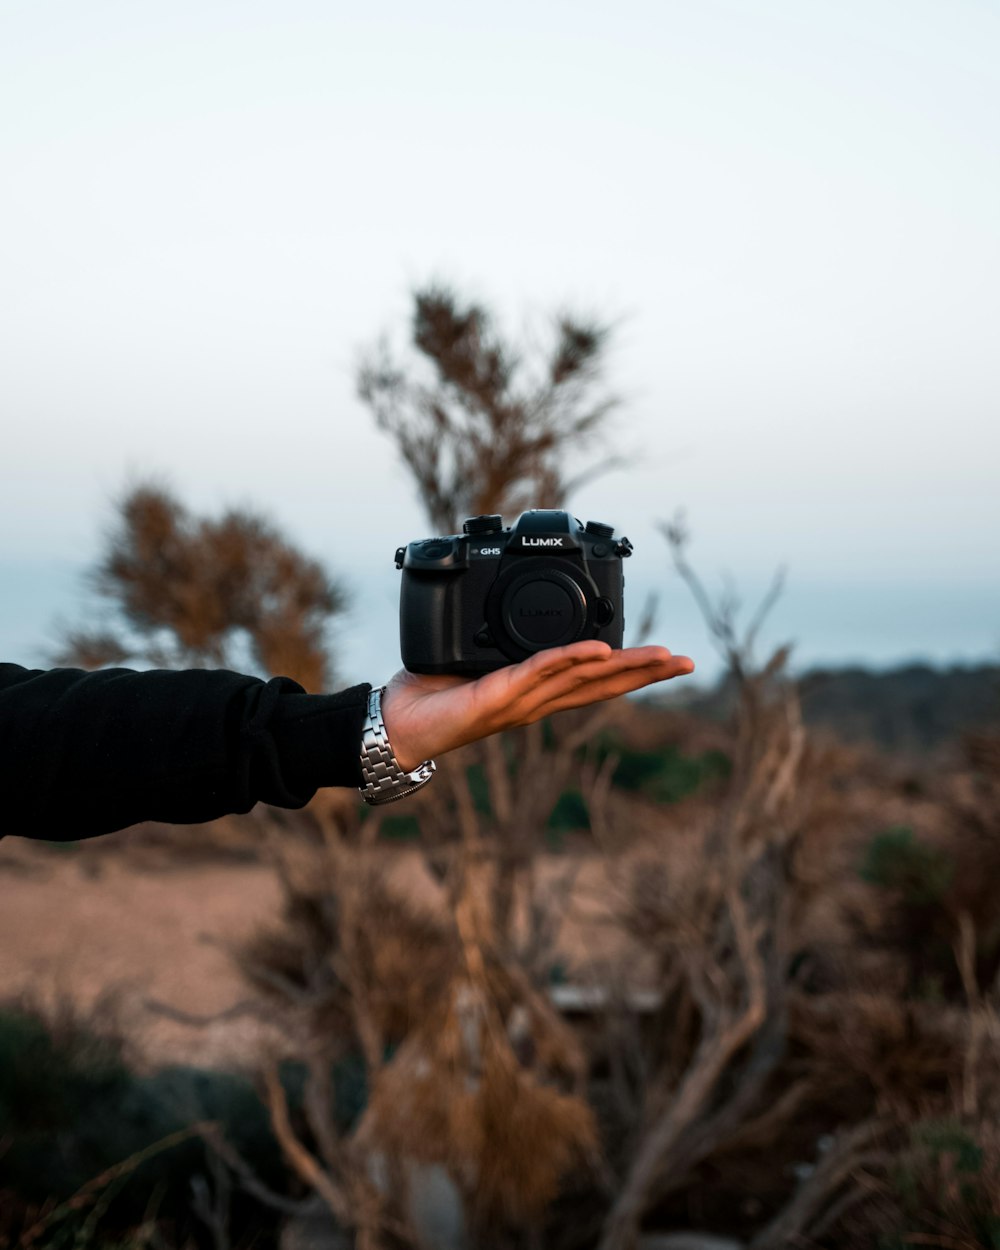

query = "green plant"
[
  {"left": 546, "top": 788, "right": 590, "bottom": 832},
  {"left": 880, "top": 1120, "right": 1000, "bottom": 1250},
  {"left": 860, "top": 826, "right": 954, "bottom": 907},
  {"left": 0, "top": 1002, "right": 287, "bottom": 1247},
  {"left": 0, "top": 1003, "right": 128, "bottom": 1138},
  {"left": 378, "top": 812, "right": 422, "bottom": 842},
  {"left": 591, "top": 732, "right": 731, "bottom": 804}
]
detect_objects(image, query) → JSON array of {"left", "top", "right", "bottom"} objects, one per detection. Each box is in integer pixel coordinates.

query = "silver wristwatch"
[{"left": 359, "top": 686, "right": 437, "bottom": 805}]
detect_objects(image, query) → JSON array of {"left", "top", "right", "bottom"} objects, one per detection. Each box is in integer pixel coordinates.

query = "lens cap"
[{"left": 501, "top": 570, "right": 586, "bottom": 650}]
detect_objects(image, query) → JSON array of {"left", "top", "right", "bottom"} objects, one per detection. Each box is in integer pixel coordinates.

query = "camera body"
[{"left": 395, "top": 509, "right": 632, "bottom": 675}]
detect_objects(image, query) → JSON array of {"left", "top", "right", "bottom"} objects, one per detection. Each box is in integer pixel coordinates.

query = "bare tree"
[
  {"left": 348, "top": 283, "right": 629, "bottom": 1239},
  {"left": 56, "top": 481, "right": 344, "bottom": 692},
  {"left": 358, "top": 282, "right": 631, "bottom": 955},
  {"left": 597, "top": 519, "right": 806, "bottom": 1250},
  {"left": 357, "top": 283, "right": 622, "bottom": 533}
]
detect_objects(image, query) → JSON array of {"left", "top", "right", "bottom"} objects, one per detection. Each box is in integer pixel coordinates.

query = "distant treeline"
[{"left": 664, "top": 662, "right": 1000, "bottom": 753}]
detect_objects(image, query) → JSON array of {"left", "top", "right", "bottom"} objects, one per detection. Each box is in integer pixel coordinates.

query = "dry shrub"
[
  {"left": 748, "top": 1110, "right": 1000, "bottom": 1249},
  {"left": 357, "top": 285, "right": 620, "bottom": 534},
  {"left": 138, "top": 616, "right": 1000, "bottom": 1247},
  {"left": 790, "top": 992, "right": 963, "bottom": 1108},
  {"left": 874, "top": 1117, "right": 1000, "bottom": 1249},
  {"left": 472, "top": 1043, "right": 597, "bottom": 1224},
  {"left": 57, "top": 481, "right": 343, "bottom": 691},
  {"left": 226, "top": 820, "right": 599, "bottom": 1240},
  {"left": 239, "top": 857, "right": 458, "bottom": 1051},
  {"left": 360, "top": 963, "right": 597, "bottom": 1225}
]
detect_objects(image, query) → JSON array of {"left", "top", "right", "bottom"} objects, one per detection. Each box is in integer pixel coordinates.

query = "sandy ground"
[
  {"left": 0, "top": 832, "right": 634, "bottom": 1072},
  {"left": 0, "top": 837, "right": 285, "bottom": 1069}
]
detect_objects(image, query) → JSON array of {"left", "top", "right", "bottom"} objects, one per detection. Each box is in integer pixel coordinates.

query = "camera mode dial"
[
  {"left": 463, "top": 514, "right": 503, "bottom": 535},
  {"left": 420, "top": 539, "right": 454, "bottom": 559},
  {"left": 585, "top": 520, "right": 614, "bottom": 539}
]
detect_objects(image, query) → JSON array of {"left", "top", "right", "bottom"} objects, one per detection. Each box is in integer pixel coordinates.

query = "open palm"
[{"left": 380, "top": 641, "right": 695, "bottom": 772}]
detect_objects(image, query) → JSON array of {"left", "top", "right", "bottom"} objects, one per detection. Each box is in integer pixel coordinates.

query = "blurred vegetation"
[
  {"left": 357, "top": 284, "right": 621, "bottom": 533},
  {"left": 860, "top": 825, "right": 955, "bottom": 907},
  {"left": 0, "top": 1001, "right": 290, "bottom": 1248},
  {"left": 55, "top": 484, "right": 343, "bottom": 691},
  {"left": 596, "top": 733, "right": 732, "bottom": 804},
  {"left": 12, "top": 282, "right": 1000, "bottom": 1249},
  {"left": 682, "top": 663, "right": 1000, "bottom": 754}
]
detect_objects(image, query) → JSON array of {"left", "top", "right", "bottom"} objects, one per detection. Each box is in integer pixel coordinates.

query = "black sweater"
[{"left": 0, "top": 664, "right": 371, "bottom": 841}]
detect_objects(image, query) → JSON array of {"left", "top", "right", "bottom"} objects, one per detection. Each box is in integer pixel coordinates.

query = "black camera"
[{"left": 394, "top": 509, "right": 632, "bottom": 675}]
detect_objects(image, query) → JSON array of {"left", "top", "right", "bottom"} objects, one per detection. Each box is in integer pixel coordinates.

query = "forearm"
[{"left": 0, "top": 664, "right": 371, "bottom": 841}]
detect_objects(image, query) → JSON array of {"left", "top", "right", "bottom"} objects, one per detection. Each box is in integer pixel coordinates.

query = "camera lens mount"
[{"left": 496, "top": 567, "right": 588, "bottom": 653}]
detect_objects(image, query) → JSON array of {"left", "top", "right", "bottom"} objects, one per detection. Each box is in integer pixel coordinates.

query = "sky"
[{"left": 2, "top": 0, "right": 998, "bottom": 690}]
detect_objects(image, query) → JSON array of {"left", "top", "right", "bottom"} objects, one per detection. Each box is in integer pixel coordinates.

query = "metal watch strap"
[{"left": 359, "top": 686, "right": 436, "bottom": 805}]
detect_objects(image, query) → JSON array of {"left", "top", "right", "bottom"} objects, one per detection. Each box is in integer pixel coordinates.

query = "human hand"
[{"left": 380, "top": 641, "right": 695, "bottom": 772}]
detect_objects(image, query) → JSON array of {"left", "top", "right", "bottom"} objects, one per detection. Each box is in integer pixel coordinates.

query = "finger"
[
  {"left": 499, "top": 643, "right": 684, "bottom": 704},
  {"left": 518, "top": 647, "right": 691, "bottom": 707},
  {"left": 468, "top": 641, "right": 613, "bottom": 720},
  {"left": 481, "top": 648, "right": 690, "bottom": 733},
  {"left": 528, "top": 657, "right": 695, "bottom": 720},
  {"left": 512, "top": 640, "right": 614, "bottom": 686}
]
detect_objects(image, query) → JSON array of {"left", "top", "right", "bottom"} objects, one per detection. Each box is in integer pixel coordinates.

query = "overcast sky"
[{"left": 2, "top": 0, "right": 998, "bottom": 688}]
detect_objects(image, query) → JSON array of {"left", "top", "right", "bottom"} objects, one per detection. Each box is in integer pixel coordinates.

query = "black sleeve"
[{"left": 0, "top": 663, "right": 371, "bottom": 841}]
